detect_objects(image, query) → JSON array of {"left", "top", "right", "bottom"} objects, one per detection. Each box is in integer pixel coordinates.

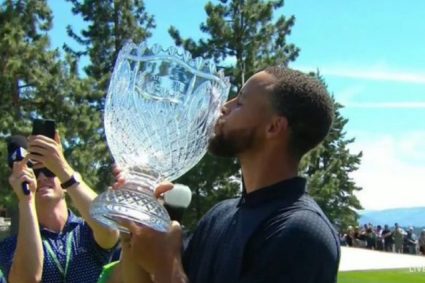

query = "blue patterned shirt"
[{"left": 0, "top": 211, "right": 115, "bottom": 283}]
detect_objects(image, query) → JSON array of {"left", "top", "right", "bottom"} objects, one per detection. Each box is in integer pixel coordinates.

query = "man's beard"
[{"left": 208, "top": 128, "right": 256, "bottom": 157}]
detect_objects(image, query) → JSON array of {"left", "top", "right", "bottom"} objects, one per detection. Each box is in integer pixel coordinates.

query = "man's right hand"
[
  {"left": 8, "top": 157, "right": 37, "bottom": 202},
  {"left": 119, "top": 219, "right": 186, "bottom": 283},
  {"left": 111, "top": 165, "right": 174, "bottom": 198},
  {"left": 111, "top": 166, "right": 187, "bottom": 282},
  {"left": 7, "top": 158, "right": 44, "bottom": 283}
]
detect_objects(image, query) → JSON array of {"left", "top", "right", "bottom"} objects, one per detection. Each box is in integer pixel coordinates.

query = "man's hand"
[
  {"left": 113, "top": 175, "right": 178, "bottom": 274},
  {"left": 8, "top": 157, "right": 37, "bottom": 202},
  {"left": 7, "top": 158, "right": 44, "bottom": 283},
  {"left": 27, "top": 132, "right": 73, "bottom": 182},
  {"left": 112, "top": 166, "right": 187, "bottom": 282},
  {"left": 111, "top": 165, "right": 174, "bottom": 201},
  {"left": 119, "top": 220, "right": 186, "bottom": 282}
]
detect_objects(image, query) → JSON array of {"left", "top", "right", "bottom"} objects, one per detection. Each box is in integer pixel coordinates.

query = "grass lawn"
[{"left": 338, "top": 269, "right": 425, "bottom": 283}]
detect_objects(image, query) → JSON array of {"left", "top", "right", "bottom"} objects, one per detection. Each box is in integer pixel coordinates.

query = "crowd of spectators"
[{"left": 341, "top": 223, "right": 425, "bottom": 255}]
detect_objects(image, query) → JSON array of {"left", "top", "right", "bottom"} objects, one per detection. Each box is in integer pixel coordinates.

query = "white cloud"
[
  {"left": 322, "top": 68, "right": 425, "bottom": 85},
  {"left": 336, "top": 85, "right": 366, "bottom": 104},
  {"left": 349, "top": 133, "right": 425, "bottom": 210},
  {"left": 296, "top": 63, "right": 425, "bottom": 109},
  {"left": 345, "top": 101, "right": 425, "bottom": 109},
  {"left": 295, "top": 64, "right": 425, "bottom": 85},
  {"left": 291, "top": 62, "right": 425, "bottom": 209},
  {"left": 398, "top": 132, "right": 425, "bottom": 162}
]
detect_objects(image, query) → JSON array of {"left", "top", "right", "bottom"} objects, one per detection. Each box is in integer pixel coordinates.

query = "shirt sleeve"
[
  {"left": 0, "top": 237, "right": 16, "bottom": 281},
  {"left": 81, "top": 222, "right": 117, "bottom": 265},
  {"left": 240, "top": 209, "right": 340, "bottom": 283}
]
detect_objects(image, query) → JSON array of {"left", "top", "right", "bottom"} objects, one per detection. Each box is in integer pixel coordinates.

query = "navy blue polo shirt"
[
  {"left": 0, "top": 210, "right": 115, "bottom": 283},
  {"left": 183, "top": 177, "right": 340, "bottom": 283}
]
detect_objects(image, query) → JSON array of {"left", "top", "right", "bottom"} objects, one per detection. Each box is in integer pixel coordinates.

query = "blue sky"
[{"left": 48, "top": 0, "right": 425, "bottom": 211}]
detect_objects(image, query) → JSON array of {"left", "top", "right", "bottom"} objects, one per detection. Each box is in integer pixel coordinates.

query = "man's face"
[
  {"left": 208, "top": 71, "right": 276, "bottom": 157},
  {"left": 34, "top": 169, "right": 65, "bottom": 204}
]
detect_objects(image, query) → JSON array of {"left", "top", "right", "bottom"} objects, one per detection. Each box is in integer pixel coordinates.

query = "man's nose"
[
  {"left": 221, "top": 105, "right": 229, "bottom": 115},
  {"left": 221, "top": 98, "right": 236, "bottom": 115}
]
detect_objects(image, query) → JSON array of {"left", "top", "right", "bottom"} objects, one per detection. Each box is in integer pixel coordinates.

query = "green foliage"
[
  {"left": 338, "top": 269, "right": 425, "bottom": 283},
  {"left": 0, "top": 0, "right": 54, "bottom": 127},
  {"left": 0, "top": 0, "right": 51, "bottom": 202},
  {"left": 171, "top": 0, "right": 299, "bottom": 229},
  {"left": 65, "top": 0, "right": 155, "bottom": 96},
  {"left": 169, "top": 0, "right": 299, "bottom": 88}
]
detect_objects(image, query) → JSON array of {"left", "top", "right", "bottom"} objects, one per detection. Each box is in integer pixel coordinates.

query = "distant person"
[
  {"left": 375, "top": 225, "right": 384, "bottom": 251},
  {"left": 405, "top": 227, "right": 418, "bottom": 255},
  {"left": 0, "top": 134, "right": 119, "bottom": 282},
  {"left": 382, "top": 224, "right": 394, "bottom": 252},
  {"left": 343, "top": 226, "right": 354, "bottom": 247},
  {"left": 365, "top": 225, "right": 376, "bottom": 250},
  {"left": 419, "top": 230, "right": 425, "bottom": 255},
  {"left": 393, "top": 223, "right": 404, "bottom": 253},
  {"left": 355, "top": 225, "right": 367, "bottom": 248},
  {"left": 353, "top": 226, "right": 362, "bottom": 247}
]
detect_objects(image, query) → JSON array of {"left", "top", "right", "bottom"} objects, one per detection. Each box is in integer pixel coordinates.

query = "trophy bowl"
[{"left": 90, "top": 42, "right": 230, "bottom": 232}]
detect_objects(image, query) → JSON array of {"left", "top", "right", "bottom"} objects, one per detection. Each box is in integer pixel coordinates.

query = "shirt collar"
[
  {"left": 239, "top": 177, "right": 306, "bottom": 208},
  {"left": 66, "top": 210, "right": 80, "bottom": 225},
  {"left": 40, "top": 210, "right": 80, "bottom": 235}
]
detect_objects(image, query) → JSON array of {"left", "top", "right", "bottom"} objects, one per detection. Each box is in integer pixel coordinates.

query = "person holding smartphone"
[{"left": 0, "top": 121, "right": 119, "bottom": 283}]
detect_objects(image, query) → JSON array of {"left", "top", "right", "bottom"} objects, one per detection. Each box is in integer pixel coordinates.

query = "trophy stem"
[
  {"left": 125, "top": 168, "right": 159, "bottom": 193},
  {"left": 90, "top": 171, "right": 171, "bottom": 233}
]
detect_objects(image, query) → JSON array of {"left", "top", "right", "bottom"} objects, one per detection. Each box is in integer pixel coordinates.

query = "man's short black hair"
[{"left": 264, "top": 66, "right": 334, "bottom": 159}]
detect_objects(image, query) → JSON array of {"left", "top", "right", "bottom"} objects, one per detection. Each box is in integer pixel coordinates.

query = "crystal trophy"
[{"left": 90, "top": 42, "right": 230, "bottom": 232}]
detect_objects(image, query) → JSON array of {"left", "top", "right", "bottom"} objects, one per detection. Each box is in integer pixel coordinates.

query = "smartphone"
[{"left": 32, "top": 119, "right": 56, "bottom": 139}]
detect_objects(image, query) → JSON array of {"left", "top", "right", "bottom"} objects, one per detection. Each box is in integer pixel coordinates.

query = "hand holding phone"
[{"left": 28, "top": 119, "right": 70, "bottom": 181}]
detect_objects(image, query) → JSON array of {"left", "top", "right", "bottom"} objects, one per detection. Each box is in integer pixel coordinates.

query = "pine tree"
[
  {"left": 169, "top": 0, "right": 300, "bottom": 228},
  {"left": 0, "top": 0, "right": 56, "bottom": 127},
  {"left": 169, "top": 0, "right": 299, "bottom": 87},
  {"left": 65, "top": 0, "right": 155, "bottom": 105}
]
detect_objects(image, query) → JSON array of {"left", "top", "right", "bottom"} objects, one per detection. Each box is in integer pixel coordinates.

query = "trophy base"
[{"left": 90, "top": 184, "right": 171, "bottom": 233}]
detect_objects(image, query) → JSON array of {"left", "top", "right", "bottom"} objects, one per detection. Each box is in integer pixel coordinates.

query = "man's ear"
[{"left": 266, "top": 116, "right": 288, "bottom": 138}]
